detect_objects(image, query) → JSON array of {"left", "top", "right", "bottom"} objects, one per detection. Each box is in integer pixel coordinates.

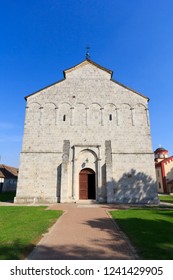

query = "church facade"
[{"left": 15, "top": 59, "right": 159, "bottom": 204}]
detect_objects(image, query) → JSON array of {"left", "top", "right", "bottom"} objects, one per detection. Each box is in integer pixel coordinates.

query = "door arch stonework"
[{"left": 72, "top": 146, "right": 101, "bottom": 202}]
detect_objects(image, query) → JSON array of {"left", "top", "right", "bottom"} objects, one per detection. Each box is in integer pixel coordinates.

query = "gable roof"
[
  {"left": 63, "top": 58, "right": 113, "bottom": 78},
  {"left": 25, "top": 58, "right": 149, "bottom": 101},
  {"left": 0, "top": 164, "right": 18, "bottom": 179}
]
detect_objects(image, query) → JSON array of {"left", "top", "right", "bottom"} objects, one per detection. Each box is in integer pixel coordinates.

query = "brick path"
[{"left": 28, "top": 203, "right": 137, "bottom": 260}]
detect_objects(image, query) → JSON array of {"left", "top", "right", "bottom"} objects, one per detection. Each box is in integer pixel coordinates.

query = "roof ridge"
[
  {"left": 0, "top": 163, "right": 18, "bottom": 169},
  {"left": 25, "top": 58, "right": 148, "bottom": 101},
  {"left": 63, "top": 58, "right": 113, "bottom": 78}
]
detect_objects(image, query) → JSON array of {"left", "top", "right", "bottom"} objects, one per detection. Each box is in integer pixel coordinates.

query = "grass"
[
  {"left": 0, "top": 191, "right": 16, "bottom": 202},
  {"left": 0, "top": 206, "right": 63, "bottom": 259},
  {"left": 110, "top": 208, "right": 173, "bottom": 259},
  {"left": 159, "top": 195, "right": 173, "bottom": 204}
]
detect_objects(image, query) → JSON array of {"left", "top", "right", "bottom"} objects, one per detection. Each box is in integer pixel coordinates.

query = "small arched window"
[
  {"left": 109, "top": 114, "right": 112, "bottom": 121},
  {"left": 63, "top": 115, "right": 66, "bottom": 121}
]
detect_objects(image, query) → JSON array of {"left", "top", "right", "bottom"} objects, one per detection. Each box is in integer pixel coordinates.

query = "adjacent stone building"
[{"left": 15, "top": 59, "right": 159, "bottom": 204}]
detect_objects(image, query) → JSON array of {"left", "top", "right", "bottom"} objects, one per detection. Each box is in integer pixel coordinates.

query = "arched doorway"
[{"left": 79, "top": 168, "right": 96, "bottom": 200}]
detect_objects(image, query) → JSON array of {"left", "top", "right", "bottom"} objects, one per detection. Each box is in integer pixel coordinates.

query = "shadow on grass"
[
  {"left": 0, "top": 240, "right": 35, "bottom": 260},
  {"left": 1, "top": 208, "right": 173, "bottom": 260},
  {"left": 0, "top": 215, "right": 136, "bottom": 260},
  {"left": 110, "top": 212, "right": 173, "bottom": 260},
  {"left": 3, "top": 214, "right": 173, "bottom": 260}
]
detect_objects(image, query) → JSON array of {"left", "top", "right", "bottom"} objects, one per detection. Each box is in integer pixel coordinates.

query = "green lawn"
[
  {"left": 0, "top": 206, "right": 63, "bottom": 260},
  {"left": 110, "top": 208, "right": 173, "bottom": 259},
  {"left": 159, "top": 195, "right": 173, "bottom": 204}
]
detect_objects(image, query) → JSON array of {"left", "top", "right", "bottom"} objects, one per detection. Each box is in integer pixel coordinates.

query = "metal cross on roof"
[{"left": 86, "top": 46, "right": 90, "bottom": 59}]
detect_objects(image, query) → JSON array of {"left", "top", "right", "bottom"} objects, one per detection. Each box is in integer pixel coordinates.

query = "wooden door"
[
  {"left": 79, "top": 168, "right": 95, "bottom": 200},
  {"left": 79, "top": 171, "right": 88, "bottom": 199}
]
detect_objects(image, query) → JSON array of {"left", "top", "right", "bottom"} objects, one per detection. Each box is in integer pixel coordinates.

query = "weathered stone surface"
[{"left": 15, "top": 59, "right": 159, "bottom": 204}]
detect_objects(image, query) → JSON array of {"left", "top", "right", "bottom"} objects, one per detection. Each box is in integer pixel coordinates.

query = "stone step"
[{"left": 77, "top": 199, "right": 97, "bottom": 205}]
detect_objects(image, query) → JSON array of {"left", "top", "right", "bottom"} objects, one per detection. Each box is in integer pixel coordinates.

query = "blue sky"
[{"left": 0, "top": 0, "right": 173, "bottom": 167}]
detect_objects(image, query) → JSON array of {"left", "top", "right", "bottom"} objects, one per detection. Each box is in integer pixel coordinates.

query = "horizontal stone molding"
[
  {"left": 21, "top": 151, "right": 62, "bottom": 154},
  {"left": 112, "top": 152, "right": 154, "bottom": 154}
]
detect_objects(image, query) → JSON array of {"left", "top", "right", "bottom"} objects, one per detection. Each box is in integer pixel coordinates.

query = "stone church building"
[{"left": 15, "top": 59, "right": 158, "bottom": 204}]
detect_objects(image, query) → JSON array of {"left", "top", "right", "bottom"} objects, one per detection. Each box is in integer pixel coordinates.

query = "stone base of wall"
[
  {"left": 107, "top": 196, "right": 160, "bottom": 204},
  {"left": 14, "top": 196, "right": 160, "bottom": 204},
  {"left": 14, "top": 196, "right": 58, "bottom": 204}
]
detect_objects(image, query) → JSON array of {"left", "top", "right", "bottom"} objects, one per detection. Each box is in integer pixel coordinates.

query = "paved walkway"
[{"left": 28, "top": 203, "right": 137, "bottom": 260}]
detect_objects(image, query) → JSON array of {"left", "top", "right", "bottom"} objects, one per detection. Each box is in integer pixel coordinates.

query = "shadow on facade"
[
  {"left": 55, "top": 167, "right": 158, "bottom": 204},
  {"left": 56, "top": 164, "right": 62, "bottom": 202},
  {"left": 166, "top": 167, "right": 173, "bottom": 179},
  {"left": 107, "top": 169, "right": 159, "bottom": 204}
]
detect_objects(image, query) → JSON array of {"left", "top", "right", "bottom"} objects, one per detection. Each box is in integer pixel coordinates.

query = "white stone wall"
[
  {"left": 15, "top": 60, "right": 158, "bottom": 204},
  {"left": 110, "top": 153, "right": 158, "bottom": 203}
]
